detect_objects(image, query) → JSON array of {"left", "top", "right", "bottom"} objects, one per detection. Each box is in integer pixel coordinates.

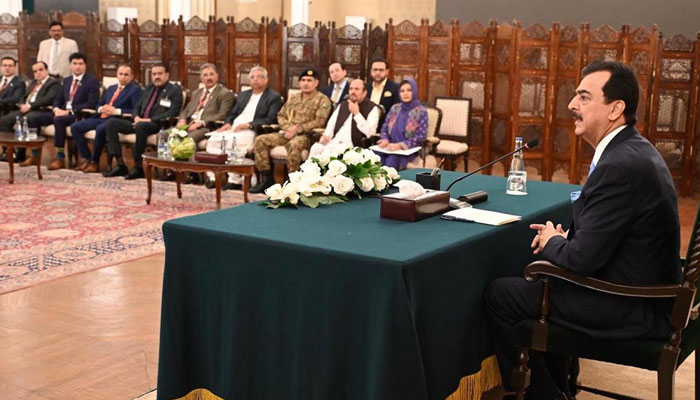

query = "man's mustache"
[{"left": 571, "top": 111, "right": 582, "bottom": 120}]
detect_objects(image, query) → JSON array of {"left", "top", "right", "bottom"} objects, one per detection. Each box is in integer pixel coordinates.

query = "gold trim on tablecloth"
[
  {"left": 445, "top": 355, "right": 502, "bottom": 400},
  {"left": 174, "top": 388, "right": 224, "bottom": 400}
]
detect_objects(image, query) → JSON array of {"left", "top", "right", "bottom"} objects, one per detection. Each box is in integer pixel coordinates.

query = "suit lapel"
[{"left": 597, "top": 125, "right": 637, "bottom": 166}]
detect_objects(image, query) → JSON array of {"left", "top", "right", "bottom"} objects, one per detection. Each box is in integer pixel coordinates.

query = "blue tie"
[
  {"left": 589, "top": 161, "right": 596, "bottom": 177},
  {"left": 571, "top": 161, "right": 597, "bottom": 202}
]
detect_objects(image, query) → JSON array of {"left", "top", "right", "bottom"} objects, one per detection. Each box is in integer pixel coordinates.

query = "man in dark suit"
[
  {"left": 103, "top": 63, "right": 183, "bottom": 179},
  {"left": 69, "top": 64, "right": 142, "bottom": 173},
  {"left": 0, "top": 56, "right": 26, "bottom": 115},
  {"left": 320, "top": 62, "right": 349, "bottom": 109},
  {"left": 28, "top": 52, "right": 99, "bottom": 170},
  {"left": 365, "top": 58, "right": 399, "bottom": 128},
  {"left": 210, "top": 66, "right": 282, "bottom": 189},
  {"left": 0, "top": 61, "right": 61, "bottom": 164},
  {"left": 484, "top": 61, "right": 681, "bottom": 400}
]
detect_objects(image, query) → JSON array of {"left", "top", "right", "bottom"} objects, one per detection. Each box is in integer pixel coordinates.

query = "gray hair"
[
  {"left": 199, "top": 63, "right": 218, "bottom": 74},
  {"left": 248, "top": 66, "right": 268, "bottom": 79}
]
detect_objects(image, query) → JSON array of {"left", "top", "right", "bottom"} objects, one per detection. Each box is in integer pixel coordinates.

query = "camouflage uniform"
[{"left": 253, "top": 90, "right": 331, "bottom": 172}]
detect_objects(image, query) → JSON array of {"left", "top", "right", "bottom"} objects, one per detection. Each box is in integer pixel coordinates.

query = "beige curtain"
[{"left": 191, "top": 0, "right": 215, "bottom": 19}]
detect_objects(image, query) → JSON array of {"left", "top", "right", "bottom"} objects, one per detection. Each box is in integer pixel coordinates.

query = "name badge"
[
  {"left": 66, "top": 101, "right": 73, "bottom": 111},
  {"left": 159, "top": 99, "right": 171, "bottom": 108}
]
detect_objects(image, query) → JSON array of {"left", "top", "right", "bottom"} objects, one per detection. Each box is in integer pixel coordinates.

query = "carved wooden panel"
[
  {"left": 393, "top": 40, "right": 419, "bottom": 64},
  {"left": 235, "top": 38, "right": 260, "bottom": 57},
  {"left": 459, "top": 72, "right": 485, "bottom": 110},
  {"left": 0, "top": 29, "right": 17, "bottom": 45},
  {"left": 289, "top": 23, "right": 313, "bottom": 38},
  {"left": 236, "top": 17, "right": 259, "bottom": 33},
  {"left": 656, "top": 89, "right": 689, "bottom": 133},
  {"left": 427, "top": 69, "right": 448, "bottom": 103},
  {"left": 493, "top": 72, "right": 510, "bottom": 115},
  {"left": 518, "top": 76, "right": 547, "bottom": 117},
  {"left": 335, "top": 44, "right": 361, "bottom": 65},
  {"left": 184, "top": 36, "right": 208, "bottom": 55},
  {"left": 368, "top": 25, "right": 387, "bottom": 66},
  {"left": 459, "top": 43, "right": 486, "bottom": 65},
  {"left": 663, "top": 34, "right": 693, "bottom": 52},
  {"left": 553, "top": 126, "right": 571, "bottom": 154},
  {"left": 520, "top": 47, "right": 548, "bottom": 70},
  {"left": 655, "top": 139, "right": 684, "bottom": 169},
  {"left": 394, "top": 20, "right": 419, "bottom": 36},
  {"left": 555, "top": 78, "right": 576, "bottom": 118},
  {"left": 287, "top": 42, "right": 313, "bottom": 62},
  {"left": 661, "top": 58, "right": 693, "bottom": 82},
  {"left": 184, "top": 16, "right": 207, "bottom": 31}
]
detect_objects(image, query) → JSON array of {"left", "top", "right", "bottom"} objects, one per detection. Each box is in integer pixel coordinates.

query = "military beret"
[{"left": 299, "top": 69, "right": 318, "bottom": 80}]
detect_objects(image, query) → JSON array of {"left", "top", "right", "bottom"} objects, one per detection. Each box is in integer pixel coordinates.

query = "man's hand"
[
  {"left": 177, "top": 119, "right": 187, "bottom": 127},
  {"left": 530, "top": 221, "right": 567, "bottom": 254},
  {"left": 283, "top": 125, "right": 299, "bottom": 140},
  {"left": 348, "top": 100, "right": 359, "bottom": 115},
  {"left": 320, "top": 134, "right": 331, "bottom": 144},
  {"left": 20, "top": 104, "right": 31, "bottom": 113},
  {"left": 54, "top": 108, "right": 69, "bottom": 117},
  {"left": 217, "top": 123, "right": 231, "bottom": 132},
  {"left": 133, "top": 116, "right": 151, "bottom": 125},
  {"left": 233, "top": 123, "right": 250, "bottom": 132},
  {"left": 101, "top": 104, "right": 116, "bottom": 116},
  {"left": 187, "top": 121, "right": 203, "bottom": 132}
]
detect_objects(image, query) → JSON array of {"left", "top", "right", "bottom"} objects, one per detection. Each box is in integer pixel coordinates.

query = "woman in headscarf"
[{"left": 377, "top": 78, "right": 428, "bottom": 170}]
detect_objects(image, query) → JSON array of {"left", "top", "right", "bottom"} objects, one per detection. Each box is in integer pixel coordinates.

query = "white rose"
[
  {"left": 361, "top": 148, "right": 381, "bottom": 164},
  {"left": 326, "top": 159, "right": 347, "bottom": 177},
  {"left": 382, "top": 166, "right": 400, "bottom": 180},
  {"left": 300, "top": 159, "right": 322, "bottom": 176},
  {"left": 373, "top": 176, "right": 387, "bottom": 191},
  {"left": 288, "top": 171, "right": 304, "bottom": 184},
  {"left": 315, "top": 151, "right": 331, "bottom": 168},
  {"left": 265, "top": 183, "right": 284, "bottom": 201},
  {"left": 327, "top": 142, "right": 351, "bottom": 156},
  {"left": 331, "top": 175, "right": 355, "bottom": 196},
  {"left": 358, "top": 176, "right": 374, "bottom": 192},
  {"left": 282, "top": 182, "right": 300, "bottom": 204},
  {"left": 343, "top": 149, "right": 365, "bottom": 165}
]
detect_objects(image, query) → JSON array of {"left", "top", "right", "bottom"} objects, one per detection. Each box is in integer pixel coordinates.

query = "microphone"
[{"left": 445, "top": 138, "right": 539, "bottom": 191}]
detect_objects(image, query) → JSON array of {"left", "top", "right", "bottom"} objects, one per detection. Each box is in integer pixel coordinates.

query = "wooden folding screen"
[
  {"left": 229, "top": 17, "right": 265, "bottom": 92},
  {"left": 213, "top": 18, "right": 230, "bottom": 88},
  {"left": 425, "top": 20, "right": 452, "bottom": 104},
  {"left": 265, "top": 18, "right": 284, "bottom": 94},
  {"left": 178, "top": 16, "right": 211, "bottom": 91},
  {"left": 282, "top": 22, "right": 320, "bottom": 97},
  {"left": 489, "top": 22, "right": 517, "bottom": 173},
  {"left": 511, "top": 22, "right": 556, "bottom": 179},
  {"left": 97, "top": 18, "right": 130, "bottom": 79},
  {"left": 367, "top": 24, "right": 388, "bottom": 74},
  {"left": 624, "top": 25, "right": 658, "bottom": 137},
  {"left": 328, "top": 22, "right": 368, "bottom": 81},
  {"left": 0, "top": 13, "right": 19, "bottom": 69},
  {"left": 130, "top": 19, "right": 164, "bottom": 85},
  {"left": 164, "top": 20, "right": 179, "bottom": 83},
  {"left": 19, "top": 12, "right": 51, "bottom": 76},
  {"left": 450, "top": 20, "right": 495, "bottom": 168},
  {"left": 649, "top": 33, "right": 700, "bottom": 194},
  {"left": 387, "top": 19, "right": 423, "bottom": 95}
]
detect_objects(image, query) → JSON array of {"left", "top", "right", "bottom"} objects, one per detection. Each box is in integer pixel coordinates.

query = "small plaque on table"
[
  {"left": 194, "top": 151, "right": 227, "bottom": 164},
  {"left": 380, "top": 190, "right": 450, "bottom": 222}
]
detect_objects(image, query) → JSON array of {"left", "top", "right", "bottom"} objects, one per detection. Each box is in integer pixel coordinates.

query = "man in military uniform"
[{"left": 250, "top": 68, "right": 331, "bottom": 193}]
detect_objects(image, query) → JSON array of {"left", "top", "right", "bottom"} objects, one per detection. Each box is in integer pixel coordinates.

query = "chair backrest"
[
  {"left": 287, "top": 88, "right": 301, "bottom": 100},
  {"left": 686, "top": 202, "right": 700, "bottom": 301},
  {"left": 102, "top": 76, "right": 119, "bottom": 88},
  {"left": 434, "top": 96, "right": 471, "bottom": 143},
  {"left": 423, "top": 103, "right": 442, "bottom": 143}
]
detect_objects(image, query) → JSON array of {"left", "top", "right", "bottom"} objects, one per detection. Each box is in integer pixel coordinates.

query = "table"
[
  {"left": 0, "top": 131, "right": 45, "bottom": 184},
  {"left": 157, "top": 171, "right": 580, "bottom": 400},
  {"left": 142, "top": 151, "right": 255, "bottom": 209}
]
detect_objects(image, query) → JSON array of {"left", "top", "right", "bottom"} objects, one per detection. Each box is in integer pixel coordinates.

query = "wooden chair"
[
  {"left": 512, "top": 202, "right": 700, "bottom": 400},
  {"left": 407, "top": 103, "right": 442, "bottom": 169},
  {"left": 433, "top": 96, "right": 471, "bottom": 171}
]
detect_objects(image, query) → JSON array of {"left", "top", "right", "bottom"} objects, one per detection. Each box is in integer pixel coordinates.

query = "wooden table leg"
[
  {"left": 214, "top": 170, "right": 222, "bottom": 209},
  {"left": 7, "top": 145, "right": 14, "bottom": 184},
  {"left": 243, "top": 169, "right": 251, "bottom": 203},
  {"left": 35, "top": 145, "right": 43, "bottom": 180},
  {"left": 175, "top": 170, "right": 182, "bottom": 199},
  {"left": 144, "top": 161, "right": 152, "bottom": 205}
]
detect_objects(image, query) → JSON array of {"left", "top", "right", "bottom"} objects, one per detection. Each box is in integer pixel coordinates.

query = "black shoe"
[
  {"left": 158, "top": 170, "right": 176, "bottom": 181},
  {"left": 204, "top": 179, "right": 215, "bottom": 189},
  {"left": 184, "top": 173, "right": 201, "bottom": 185},
  {"left": 222, "top": 182, "right": 242, "bottom": 191},
  {"left": 0, "top": 153, "right": 7, "bottom": 162},
  {"left": 103, "top": 164, "right": 128, "bottom": 177},
  {"left": 125, "top": 167, "right": 145, "bottom": 180},
  {"left": 249, "top": 171, "right": 274, "bottom": 194}
]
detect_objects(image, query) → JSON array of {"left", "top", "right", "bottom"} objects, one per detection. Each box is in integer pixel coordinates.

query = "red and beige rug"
[{"left": 0, "top": 164, "right": 265, "bottom": 294}]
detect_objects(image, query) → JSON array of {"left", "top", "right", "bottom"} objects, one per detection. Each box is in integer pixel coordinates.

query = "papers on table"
[
  {"left": 441, "top": 207, "right": 521, "bottom": 226},
  {"left": 369, "top": 145, "right": 421, "bottom": 156}
]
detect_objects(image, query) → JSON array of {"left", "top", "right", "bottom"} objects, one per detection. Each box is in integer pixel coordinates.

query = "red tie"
[
  {"left": 101, "top": 86, "right": 123, "bottom": 118},
  {"left": 0, "top": 78, "right": 7, "bottom": 92},
  {"left": 69, "top": 79, "right": 79, "bottom": 101},
  {"left": 197, "top": 90, "right": 210, "bottom": 111},
  {"left": 27, "top": 81, "right": 43, "bottom": 102}
]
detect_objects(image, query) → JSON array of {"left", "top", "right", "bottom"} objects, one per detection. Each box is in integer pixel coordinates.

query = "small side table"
[
  {"left": 0, "top": 131, "right": 46, "bottom": 184},
  {"left": 142, "top": 151, "right": 256, "bottom": 209}
]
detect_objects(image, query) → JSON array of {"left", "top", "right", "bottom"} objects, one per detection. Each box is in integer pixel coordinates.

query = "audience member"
[
  {"left": 103, "top": 63, "right": 183, "bottom": 180},
  {"left": 69, "top": 64, "right": 142, "bottom": 173},
  {"left": 484, "top": 61, "right": 681, "bottom": 400},
  {"left": 310, "top": 78, "right": 379, "bottom": 157},
  {"left": 377, "top": 78, "right": 427, "bottom": 170},
  {"left": 0, "top": 56, "right": 26, "bottom": 114},
  {"left": 28, "top": 52, "right": 99, "bottom": 170},
  {"left": 0, "top": 61, "right": 61, "bottom": 164},
  {"left": 320, "top": 62, "right": 349, "bottom": 108},
  {"left": 249, "top": 69, "right": 331, "bottom": 193},
  {"left": 37, "top": 21, "right": 79, "bottom": 78},
  {"left": 366, "top": 58, "right": 399, "bottom": 128}
]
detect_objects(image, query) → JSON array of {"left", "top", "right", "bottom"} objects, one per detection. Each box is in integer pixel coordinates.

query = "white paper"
[
  {"left": 369, "top": 145, "right": 421, "bottom": 156},
  {"left": 394, "top": 180, "right": 425, "bottom": 199},
  {"left": 442, "top": 207, "right": 521, "bottom": 226}
]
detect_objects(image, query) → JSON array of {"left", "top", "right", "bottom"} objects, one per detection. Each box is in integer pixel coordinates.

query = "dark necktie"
[{"left": 143, "top": 86, "right": 161, "bottom": 119}]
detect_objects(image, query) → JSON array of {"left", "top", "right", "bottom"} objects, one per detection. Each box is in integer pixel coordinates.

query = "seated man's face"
[
  {"left": 328, "top": 63, "right": 347, "bottom": 85},
  {"left": 1, "top": 59, "right": 16, "bottom": 77},
  {"left": 70, "top": 58, "right": 86, "bottom": 76},
  {"left": 348, "top": 79, "right": 366, "bottom": 103},
  {"left": 116, "top": 65, "right": 134, "bottom": 87},
  {"left": 200, "top": 67, "right": 218, "bottom": 89},
  {"left": 32, "top": 63, "right": 48, "bottom": 81},
  {"left": 298, "top": 76, "right": 318, "bottom": 93},
  {"left": 370, "top": 62, "right": 388, "bottom": 83},
  {"left": 249, "top": 70, "right": 268, "bottom": 91},
  {"left": 151, "top": 66, "right": 169, "bottom": 87}
]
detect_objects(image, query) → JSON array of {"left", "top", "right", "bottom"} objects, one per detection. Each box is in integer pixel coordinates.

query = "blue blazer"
[
  {"left": 54, "top": 73, "right": 100, "bottom": 112},
  {"left": 93, "top": 81, "right": 142, "bottom": 117}
]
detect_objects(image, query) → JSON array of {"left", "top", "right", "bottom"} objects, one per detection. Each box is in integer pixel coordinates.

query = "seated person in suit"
[
  {"left": 103, "top": 63, "right": 183, "bottom": 180},
  {"left": 69, "top": 64, "right": 142, "bottom": 173},
  {"left": 320, "top": 62, "right": 349, "bottom": 109},
  {"left": 0, "top": 61, "right": 61, "bottom": 164},
  {"left": 366, "top": 57, "right": 399, "bottom": 128},
  {"left": 208, "top": 66, "right": 282, "bottom": 190},
  {"left": 0, "top": 56, "right": 26, "bottom": 116},
  {"left": 28, "top": 52, "right": 99, "bottom": 170},
  {"left": 377, "top": 78, "right": 427, "bottom": 170},
  {"left": 310, "top": 78, "right": 379, "bottom": 157},
  {"left": 249, "top": 69, "right": 332, "bottom": 194},
  {"left": 484, "top": 61, "right": 681, "bottom": 400},
  {"left": 177, "top": 63, "right": 234, "bottom": 144}
]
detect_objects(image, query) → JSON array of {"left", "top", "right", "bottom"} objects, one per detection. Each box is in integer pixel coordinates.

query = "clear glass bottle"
[
  {"left": 506, "top": 136, "right": 527, "bottom": 195},
  {"left": 157, "top": 128, "right": 168, "bottom": 158},
  {"left": 227, "top": 136, "right": 237, "bottom": 163},
  {"left": 21, "top": 117, "right": 28, "bottom": 141},
  {"left": 14, "top": 115, "right": 21, "bottom": 140}
]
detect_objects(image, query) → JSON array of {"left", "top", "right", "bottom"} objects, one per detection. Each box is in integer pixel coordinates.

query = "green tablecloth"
[{"left": 156, "top": 170, "right": 579, "bottom": 400}]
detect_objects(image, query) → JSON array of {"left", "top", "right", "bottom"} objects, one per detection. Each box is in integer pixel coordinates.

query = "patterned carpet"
[{"left": 0, "top": 163, "right": 265, "bottom": 294}]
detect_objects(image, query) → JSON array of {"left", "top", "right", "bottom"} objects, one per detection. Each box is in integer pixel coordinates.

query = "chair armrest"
[
  {"left": 524, "top": 261, "right": 684, "bottom": 298},
  {"left": 76, "top": 109, "right": 96, "bottom": 120},
  {"left": 121, "top": 113, "right": 133, "bottom": 120},
  {"left": 425, "top": 136, "right": 440, "bottom": 145},
  {"left": 206, "top": 120, "right": 224, "bottom": 130}
]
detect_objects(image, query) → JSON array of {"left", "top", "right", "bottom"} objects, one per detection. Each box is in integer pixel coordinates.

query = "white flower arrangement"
[{"left": 263, "top": 147, "right": 400, "bottom": 209}]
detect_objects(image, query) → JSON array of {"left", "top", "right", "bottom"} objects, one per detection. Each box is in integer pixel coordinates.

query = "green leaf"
[{"left": 300, "top": 194, "right": 321, "bottom": 208}]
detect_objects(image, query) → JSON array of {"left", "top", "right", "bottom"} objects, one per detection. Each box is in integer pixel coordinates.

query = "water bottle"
[
  {"left": 14, "top": 115, "right": 21, "bottom": 140},
  {"left": 157, "top": 129, "right": 168, "bottom": 158},
  {"left": 21, "top": 117, "right": 29, "bottom": 141},
  {"left": 506, "top": 136, "right": 528, "bottom": 195},
  {"left": 228, "top": 136, "right": 237, "bottom": 163}
]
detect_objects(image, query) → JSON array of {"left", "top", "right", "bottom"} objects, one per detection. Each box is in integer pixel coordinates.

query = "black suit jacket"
[
  {"left": 542, "top": 125, "right": 681, "bottom": 339},
  {"left": 365, "top": 79, "right": 399, "bottom": 116},
  {"left": 0, "top": 76, "right": 26, "bottom": 105},
  {"left": 224, "top": 87, "right": 282, "bottom": 129},
  {"left": 22, "top": 77, "right": 62, "bottom": 111},
  {"left": 54, "top": 73, "right": 100, "bottom": 112},
  {"left": 136, "top": 81, "right": 183, "bottom": 122},
  {"left": 321, "top": 80, "right": 349, "bottom": 107}
]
